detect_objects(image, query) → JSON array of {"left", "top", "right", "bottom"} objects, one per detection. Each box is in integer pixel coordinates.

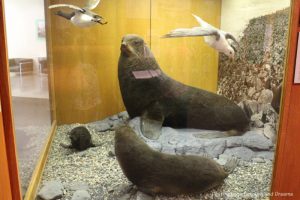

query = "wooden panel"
[
  {"left": 151, "top": 0, "right": 221, "bottom": 92},
  {"left": 46, "top": 0, "right": 151, "bottom": 124},
  {"left": 0, "top": 0, "right": 22, "bottom": 199},
  {"left": 44, "top": 0, "right": 57, "bottom": 123},
  {"left": 271, "top": 0, "right": 300, "bottom": 199},
  {"left": 0, "top": 112, "right": 12, "bottom": 200}
]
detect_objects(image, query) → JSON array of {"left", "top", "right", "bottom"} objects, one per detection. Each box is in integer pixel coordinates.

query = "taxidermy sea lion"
[
  {"left": 118, "top": 34, "right": 249, "bottom": 139},
  {"left": 115, "top": 125, "right": 238, "bottom": 195}
]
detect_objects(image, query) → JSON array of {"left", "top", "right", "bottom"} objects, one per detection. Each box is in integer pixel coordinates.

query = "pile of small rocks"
[
  {"left": 37, "top": 111, "right": 275, "bottom": 200},
  {"left": 218, "top": 8, "right": 289, "bottom": 111},
  {"left": 129, "top": 117, "right": 275, "bottom": 164}
]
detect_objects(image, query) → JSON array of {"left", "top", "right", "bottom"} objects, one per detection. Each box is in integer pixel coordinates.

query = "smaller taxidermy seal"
[
  {"left": 60, "top": 126, "right": 95, "bottom": 151},
  {"left": 118, "top": 34, "right": 249, "bottom": 140},
  {"left": 49, "top": 0, "right": 107, "bottom": 28},
  {"left": 115, "top": 126, "right": 238, "bottom": 196}
]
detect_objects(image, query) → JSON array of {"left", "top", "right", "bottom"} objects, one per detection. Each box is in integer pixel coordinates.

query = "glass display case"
[{"left": 0, "top": 0, "right": 294, "bottom": 199}]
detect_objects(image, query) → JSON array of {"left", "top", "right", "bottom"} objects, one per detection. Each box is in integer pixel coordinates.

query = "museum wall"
[
  {"left": 4, "top": 0, "right": 46, "bottom": 70},
  {"left": 221, "top": 0, "right": 290, "bottom": 38},
  {"left": 151, "top": 0, "right": 221, "bottom": 91},
  {"left": 47, "top": 0, "right": 221, "bottom": 124}
]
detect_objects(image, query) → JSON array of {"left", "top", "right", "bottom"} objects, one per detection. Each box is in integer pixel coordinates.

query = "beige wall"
[
  {"left": 221, "top": 0, "right": 290, "bottom": 38},
  {"left": 151, "top": 0, "right": 221, "bottom": 92},
  {"left": 46, "top": 0, "right": 221, "bottom": 125}
]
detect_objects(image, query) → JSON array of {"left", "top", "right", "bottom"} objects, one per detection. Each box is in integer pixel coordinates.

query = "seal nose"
[
  {"left": 120, "top": 42, "right": 130, "bottom": 54},
  {"left": 121, "top": 42, "right": 127, "bottom": 50}
]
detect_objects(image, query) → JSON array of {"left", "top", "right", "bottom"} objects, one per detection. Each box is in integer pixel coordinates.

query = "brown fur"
[
  {"left": 115, "top": 125, "right": 231, "bottom": 196},
  {"left": 118, "top": 34, "right": 250, "bottom": 133},
  {"left": 69, "top": 126, "right": 95, "bottom": 151}
]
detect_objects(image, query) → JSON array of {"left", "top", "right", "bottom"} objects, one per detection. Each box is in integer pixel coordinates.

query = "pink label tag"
[{"left": 132, "top": 70, "right": 161, "bottom": 79}]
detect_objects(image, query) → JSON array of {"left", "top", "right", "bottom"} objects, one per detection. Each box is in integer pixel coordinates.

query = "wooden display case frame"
[{"left": 1, "top": 0, "right": 300, "bottom": 199}]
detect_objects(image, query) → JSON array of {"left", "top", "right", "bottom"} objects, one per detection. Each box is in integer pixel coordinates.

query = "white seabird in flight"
[
  {"left": 49, "top": 0, "right": 107, "bottom": 28},
  {"left": 163, "top": 14, "right": 238, "bottom": 59}
]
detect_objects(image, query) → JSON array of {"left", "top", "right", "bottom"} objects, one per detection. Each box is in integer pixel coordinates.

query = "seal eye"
[{"left": 133, "top": 40, "right": 141, "bottom": 46}]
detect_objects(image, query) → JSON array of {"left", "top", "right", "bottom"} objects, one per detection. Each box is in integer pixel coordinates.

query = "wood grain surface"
[
  {"left": 0, "top": 0, "right": 22, "bottom": 199},
  {"left": 46, "top": 0, "right": 221, "bottom": 124},
  {"left": 271, "top": 1, "right": 300, "bottom": 199}
]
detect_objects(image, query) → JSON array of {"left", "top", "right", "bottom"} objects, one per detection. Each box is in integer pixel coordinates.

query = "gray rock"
[
  {"left": 108, "top": 184, "right": 133, "bottom": 200},
  {"left": 251, "top": 112, "right": 263, "bottom": 121},
  {"left": 224, "top": 147, "right": 255, "bottom": 161},
  {"left": 254, "top": 120, "right": 264, "bottom": 128},
  {"left": 109, "top": 115, "right": 119, "bottom": 121},
  {"left": 161, "top": 146, "right": 176, "bottom": 154},
  {"left": 136, "top": 191, "right": 154, "bottom": 200},
  {"left": 71, "top": 190, "right": 91, "bottom": 200},
  {"left": 264, "top": 123, "right": 276, "bottom": 143},
  {"left": 37, "top": 180, "right": 64, "bottom": 200},
  {"left": 255, "top": 78, "right": 263, "bottom": 91},
  {"left": 242, "top": 131, "right": 273, "bottom": 150},
  {"left": 248, "top": 87, "right": 256, "bottom": 97},
  {"left": 66, "top": 182, "right": 89, "bottom": 191},
  {"left": 168, "top": 137, "right": 179, "bottom": 145},
  {"left": 89, "top": 122, "right": 111, "bottom": 132},
  {"left": 90, "top": 186, "right": 104, "bottom": 200},
  {"left": 261, "top": 104, "right": 278, "bottom": 124},
  {"left": 226, "top": 136, "right": 243, "bottom": 148},
  {"left": 256, "top": 151, "right": 275, "bottom": 161},
  {"left": 216, "top": 154, "right": 232, "bottom": 166},
  {"left": 175, "top": 145, "right": 202, "bottom": 155},
  {"left": 118, "top": 111, "right": 129, "bottom": 120},
  {"left": 252, "top": 157, "right": 265, "bottom": 163},
  {"left": 258, "top": 89, "right": 273, "bottom": 104},
  {"left": 204, "top": 140, "right": 226, "bottom": 157},
  {"left": 163, "top": 127, "right": 179, "bottom": 136},
  {"left": 243, "top": 100, "right": 259, "bottom": 116}
]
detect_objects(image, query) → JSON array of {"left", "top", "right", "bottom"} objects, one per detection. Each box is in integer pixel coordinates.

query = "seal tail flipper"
[{"left": 141, "top": 102, "right": 165, "bottom": 140}]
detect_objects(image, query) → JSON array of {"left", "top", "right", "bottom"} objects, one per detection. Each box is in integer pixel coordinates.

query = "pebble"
[
  {"left": 39, "top": 117, "right": 275, "bottom": 200},
  {"left": 66, "top": 182, "right": 90, "bottom": 191},
  {"left": 37, "top": 180, "right": 64, "bottom": 200},
  {"left": 71, "top": 190, "right": 91, "bottom": 200}
]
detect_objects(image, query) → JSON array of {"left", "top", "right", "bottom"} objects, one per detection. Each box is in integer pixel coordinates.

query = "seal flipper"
[{"left": 141, "top": 102, "right": 165, "bottom": 140}]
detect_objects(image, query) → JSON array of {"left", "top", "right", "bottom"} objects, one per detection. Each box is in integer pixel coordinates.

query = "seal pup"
[
  {"left": 60, "top": 126, "right": 95, "bottom": 151},
  {"left": 49, "top": 0, "right": 107, "bottom": 28},
  {"left": 162, "top": 14, "right": 238, "bottom": 59},
  {"left": 118, "top": 34, "right": 249, "bottom": 139},
  {"left": 115, "top": 125, "right": 238, "bottom": 196}
]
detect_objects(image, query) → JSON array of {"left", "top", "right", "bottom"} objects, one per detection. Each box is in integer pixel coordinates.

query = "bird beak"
[{"left": 93, "top": 17, "right": 108, "bottom": 25}]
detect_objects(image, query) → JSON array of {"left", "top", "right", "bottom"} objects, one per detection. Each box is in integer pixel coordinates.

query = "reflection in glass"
[{"left": 4, "top": 0, "right": 51, "bottom": 197}]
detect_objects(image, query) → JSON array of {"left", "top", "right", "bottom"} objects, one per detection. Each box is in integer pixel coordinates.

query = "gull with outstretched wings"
[
  {"left": 49, "top": 0, "right": 107, "bottom": 28},
  {"left": 163, "top": 14, "right": 238, "bottom": 59}
]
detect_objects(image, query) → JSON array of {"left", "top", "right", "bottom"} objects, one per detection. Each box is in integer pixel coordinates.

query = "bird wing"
[
  {"left": 85, "top": 0, "right": 101, "bottom": 10},
  {"left": 192, "top": 14, "right": 218, "bottom": 31},
  {"left": 225, "top": 33, "right": 238, "bottom": 44},
  {"left": 162, "top": 27, "right": 219, "bottom": 38},
  {"left": 49, "top": 4, "right": 85, "bottom": 12}
]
